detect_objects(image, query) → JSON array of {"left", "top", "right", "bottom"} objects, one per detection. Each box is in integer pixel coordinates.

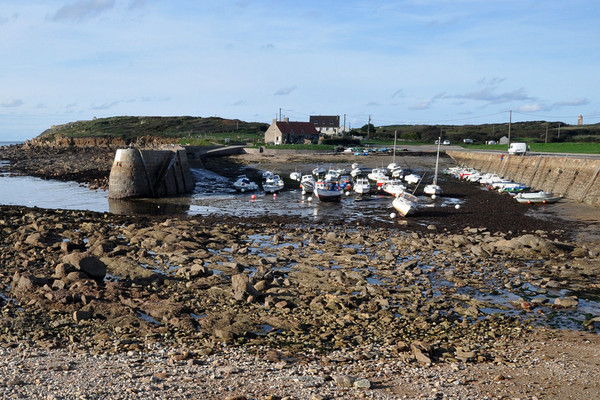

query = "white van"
[{"left": 508, "top": 142, "right": 528, "bottom": 155}]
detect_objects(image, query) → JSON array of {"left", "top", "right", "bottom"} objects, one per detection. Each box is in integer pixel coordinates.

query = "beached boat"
[
  {"left": 499, "top": 183, "right": 530, "bottom": 194},
  {"left": 290, "top": 171, "right": 302, "bottom": 182},
  {"left": 353, "top": 178, "right": 371, "bottom": 195},
  {"left": 423, "top": 137, "right": 443, "bottom": 196},
  {"left": 314, "top": 181, "right": 342, "bottom": 202},
  {"left": 404, "top": 173, "right": 421, "bottom": 185},
  {"left": 262, "top": 174, "right": 284, "bottom": 193},
  {"left": 233, "top": 175, "right": 259, "bottom": 192},
  {"left": 312, "top": 167, "right": 326, "bottom": 177},
  {"left": 514, "top": 191, "right": 561, "bottom": 204},
  {"left": 299, "top": 175, "right": 315, "bottom": 194},
  {"left": 382, "top": 179, "right": 406, "bottom": 197},
  {"left": 392, "top": 192, "right": 419, "bottom": 217}
]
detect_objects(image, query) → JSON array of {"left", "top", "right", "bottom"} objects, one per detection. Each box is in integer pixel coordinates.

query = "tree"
[{"left": 360, "top": 123, "right": 376, "bottom": 134}]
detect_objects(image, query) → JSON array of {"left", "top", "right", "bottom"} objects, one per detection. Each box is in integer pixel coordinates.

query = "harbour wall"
[
  {"left": 447, "top": 151, "right": 600, "bottom": 207},
  {"left": 108, "top": 148, "right": 194, "bottom": 199}
]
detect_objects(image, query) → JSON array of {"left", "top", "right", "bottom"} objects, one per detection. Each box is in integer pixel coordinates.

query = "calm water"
[{"left": 0, "top": 164, "right": 460, "bottom": 223}]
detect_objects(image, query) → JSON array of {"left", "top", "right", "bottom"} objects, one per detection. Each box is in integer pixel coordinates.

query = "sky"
[{"left": 1, "top": 0, "right": 600, "bottom": 141}]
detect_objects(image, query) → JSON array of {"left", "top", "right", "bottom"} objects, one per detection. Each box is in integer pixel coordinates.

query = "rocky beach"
[{"left": 0, "top": 143, "right": 599, "bottom": 399}]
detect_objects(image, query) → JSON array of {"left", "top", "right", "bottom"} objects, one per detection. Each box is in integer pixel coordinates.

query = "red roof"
[{"left": 275, "top": 121, "right": 319, "bottom": 137}]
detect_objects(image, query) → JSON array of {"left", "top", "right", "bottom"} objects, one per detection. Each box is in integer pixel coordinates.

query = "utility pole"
[
  {"left": 279, "top": 108, "right": 282, "bottom": 121},
  {"left": 367, "top": 115, "right": 371, "bottom": 141},
  {"left": 508, "top": 110, "right": 512, "bottom": 146},
  {"left": 343, "top": 114, "right": 346, "bottom": 134},
  {"left": 557, "top": 123, "right": 561, "bottom": 138},
  {"left": 545, "top": 124, "right": 548, "bottom": 143}
]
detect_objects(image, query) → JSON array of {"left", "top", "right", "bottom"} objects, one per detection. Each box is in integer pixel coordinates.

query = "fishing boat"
[
  {"left": 514, "top": 191, "right": 561, "bottom": 204},
  {"left": 423, "top": 137, "right": 442, "bottom": 196},
  {"left": 382, "top": 179, "right": 406, "bottom": 197},
  {"left": 232, "top": 175, "right": 259, "bottom": 192},
  {"left": 312, "top": 166, "right": 326, "bottom": 177},
  {"left": 367, "top": 167, "right": 388, "bottom": 183},
  {"left": 392, "top": 192, "right": 419, "bottom": 217},
  {"left": 314, "top": 180, "right": 342, "bottom": 202},
  {"left": 499, "top": 183, "right": 530, "bottom": 194},
  {"left": 290, "top": 171, "right": 302, "bottom": 182},
  {"left": 390, "top": 167, "right": 404, "bottom": 179},
  {"left": 353, "top": 178, "right": 371, "bottom": 195},
  {"left": 299, "top": 175, "right": 315, "bottom": 194},
  {"left": 404, "top": 173, "right": 421, "bottom": 185},
  {"left": 262, "top": 174, "right": 284, "bottom": 193},
  {"left": 262, "top": 170, "right": 274, "bottom": 180}
]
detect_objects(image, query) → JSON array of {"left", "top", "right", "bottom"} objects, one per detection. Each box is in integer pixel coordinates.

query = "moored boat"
[
  {"left": 263, "top": 174, "right": 284, "bottom": 193},
  {"left": 353, "top": 178, "right": 371, "bottom": 195},
  {"left": 423, "top": 137, "right": 443, "bottom": 196},
  {"left": 299, "top": 174, "right": 315, "bottom": 194},
  {"left": 233, "top": 175, "right": 259, "bottom": 192},
  {"left": 314, "top": 180, "right": 342, "bottom": 202},
  {"left": 514, "top": 191, "right": 561, "bottom": 204},
  {"left": 290, "top": 171, "right": 302, "bottom": 182},
  {"left": 404, "top": 173, "right": 421, "bottom": 185},
  {"left": 382, "top": 179, "right": 406, "bottom": 197},
  {"left": 392, "top": 192, "right": 419, "bottom": 216}
]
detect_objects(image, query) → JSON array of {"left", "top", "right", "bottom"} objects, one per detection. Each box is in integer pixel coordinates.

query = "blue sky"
[{"left": 1, "top": 0, "right": 599, "bottom": 140}]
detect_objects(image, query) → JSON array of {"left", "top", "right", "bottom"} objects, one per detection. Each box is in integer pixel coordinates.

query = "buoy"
[
  {"left": 542, "top": 200, "right": 546, "bottom": 204},
  {"left": 455, "top": 204, "right": 460, "bottom": 210},
  {"left": 345, "top": 191, "right": 350, "bottom": 196},
  {"left": 390, "top": 212, "right": 396, "bottom": 218},
  {"left": 431, "top": 194, "right": 436, "bottom": 200},
  {"left": 251, "top": 194, "right": 256, "bottom": 200},
  {"left": 528, "top": 200, "right": 531, "bottom": 204},
  {"left": 273, "top": 193, "right": 277, "bottom": 198}
]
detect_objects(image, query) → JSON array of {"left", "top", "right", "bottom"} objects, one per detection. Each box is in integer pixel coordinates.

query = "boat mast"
[
  {"left": 393, "top": 130, "right": 397, "bottom": 164},
  {"left": 433, "top": 136, "right": 441, "bottom": 185}
]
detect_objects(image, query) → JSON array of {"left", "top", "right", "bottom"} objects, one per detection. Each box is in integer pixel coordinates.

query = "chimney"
[
  {"left": 284, "top": 117, "right": 289, "bottom": 123},
  {"left": 272, "top": 119, "right": 277, "bottom": 124}
]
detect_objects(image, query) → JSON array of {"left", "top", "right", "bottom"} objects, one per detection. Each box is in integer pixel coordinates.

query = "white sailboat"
[
  {"left": 392, "top": 192, "right": 419, "bottom": 217},
  {"left": 387, "top": 130, "right": 400, "bottom": 171},
  {"left": 424, "top": 136, "right": 443, "bottom": 196}
]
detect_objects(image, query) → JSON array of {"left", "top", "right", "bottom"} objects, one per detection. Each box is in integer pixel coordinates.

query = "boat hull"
[
  {"left": 423, "top": 184, "right": 442, "bottom": 195},
  {"left": 314, "top": 189, "right": 342, "bottom": 202},
  {"left": 392, "top": 193, "right": 419, "bottom": 216},
  {"left": 514, "top": 191, "right": 561, "bottom": 204}
]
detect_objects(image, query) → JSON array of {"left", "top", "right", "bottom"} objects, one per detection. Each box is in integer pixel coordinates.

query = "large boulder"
[{"left": 62, "top": 252, "right": 107, "bottom": 280}]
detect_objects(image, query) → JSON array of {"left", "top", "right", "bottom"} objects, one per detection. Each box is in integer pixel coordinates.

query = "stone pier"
[
  {"left": 448, "top": 150, "right": 600, "bottom": 207},
  {"left": 108, "top": 148, "right": 194, "bottom": 199}
]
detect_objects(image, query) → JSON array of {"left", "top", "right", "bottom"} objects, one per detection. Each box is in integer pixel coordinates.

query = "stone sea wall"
[{"left": 448, "top": 150, "right": 600, "bottom": 207}]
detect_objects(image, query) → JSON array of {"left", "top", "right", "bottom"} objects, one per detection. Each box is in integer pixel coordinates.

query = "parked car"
[
  {"left": 463, "top": 138, "right": 474, "bottom": 144},
  {"left": 442, "top": 140, "right": 451, "bottom": 145}
]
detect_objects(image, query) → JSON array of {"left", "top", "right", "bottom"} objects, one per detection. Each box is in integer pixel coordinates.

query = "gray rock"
[
  {"left": 554, "top": 296, "right": 579, "bottom": 308},
  {"left": 62, "top": 252, "right": 106, "bottom": 280},
  {"left": 332, "top": 374, "right": 354, "bottom": 387},
  {"left": 353, "top": 378, "right": 371, "bottom": 388}
]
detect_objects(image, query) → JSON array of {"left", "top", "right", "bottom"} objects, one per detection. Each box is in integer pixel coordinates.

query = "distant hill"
[
  {"left": 35, "top": 116, "right": 599, "bottom": 145},
  {"left": 37, "top": 116, "right": 269, "bottom": 142}
]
